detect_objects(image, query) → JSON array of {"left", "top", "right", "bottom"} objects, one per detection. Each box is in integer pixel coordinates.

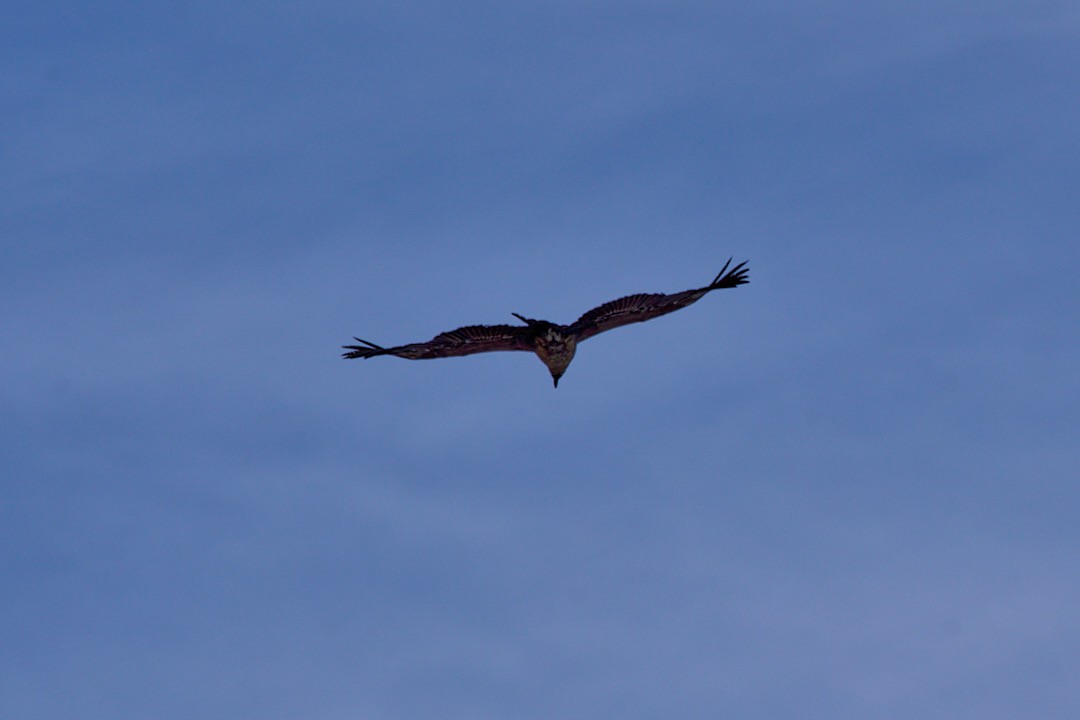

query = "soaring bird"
[{"left": 343, "top": 258, "right": 749, "bottom": 388}]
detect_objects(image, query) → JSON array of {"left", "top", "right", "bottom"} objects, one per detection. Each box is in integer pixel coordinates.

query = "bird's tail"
[{"left": 512, "top": 312, "right": 540, "bottom": 326}]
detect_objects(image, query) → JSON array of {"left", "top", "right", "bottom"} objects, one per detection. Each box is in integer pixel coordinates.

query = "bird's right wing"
[
  {"left": 342, "top": 324, "right": 533, "bottom": 360},
  {"left": 568, "top": 259, "right": 748, "bottom": 342}
]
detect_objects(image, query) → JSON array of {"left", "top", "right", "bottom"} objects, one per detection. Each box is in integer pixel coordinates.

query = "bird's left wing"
[
  {"left": 343, "top": 323, "right": 532, "bottom": 360},
  {"left": 569, "top": 259, "right": 748, "bottom": 342}
]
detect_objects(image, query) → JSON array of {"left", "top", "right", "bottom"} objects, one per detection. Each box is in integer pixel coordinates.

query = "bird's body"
[
  {"left": 343, "top": 259, "right": 748, "bottom": 387},
  {"left": 513, "top": 319, "right": 578, "bottom": 387}
]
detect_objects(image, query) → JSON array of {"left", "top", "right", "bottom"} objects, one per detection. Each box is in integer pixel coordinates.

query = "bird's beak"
[{"left": 552, "top": 374, "right": 560, "bottom": 388}]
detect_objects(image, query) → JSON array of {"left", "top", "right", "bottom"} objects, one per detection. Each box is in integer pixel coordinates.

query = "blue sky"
[{"left": 4, "top": 2, "right": 1079, "bottom": 718}]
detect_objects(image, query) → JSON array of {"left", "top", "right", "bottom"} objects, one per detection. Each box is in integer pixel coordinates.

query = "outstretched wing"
[
  {"left": 568, "top": 259, "right": 748, "bottom": 343},
  {"left": 342, "top": 323, "right": 532, "bottom": 360}
]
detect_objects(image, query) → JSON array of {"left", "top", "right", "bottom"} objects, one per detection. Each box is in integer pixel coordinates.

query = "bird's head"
[{"left": 532, "top": 327, "right": 576, "bottom": 390}]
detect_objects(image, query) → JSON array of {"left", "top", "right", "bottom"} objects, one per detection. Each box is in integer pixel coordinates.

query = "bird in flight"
[{"left": 343, "top": 258, "right": 749, "bottom": 388}]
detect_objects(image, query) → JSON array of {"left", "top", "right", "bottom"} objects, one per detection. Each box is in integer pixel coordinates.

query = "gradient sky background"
[{"left": 4, "top": 2, "right": 1079, "bottom": 718}]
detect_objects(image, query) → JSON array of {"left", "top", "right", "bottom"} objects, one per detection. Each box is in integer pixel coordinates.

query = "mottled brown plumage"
[{"left": 343, "top": 258, "right": 748, "bottom": 387}]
